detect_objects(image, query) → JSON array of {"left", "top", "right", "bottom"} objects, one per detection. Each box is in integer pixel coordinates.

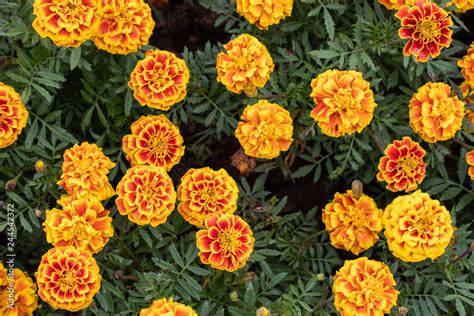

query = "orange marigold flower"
[
  {"left": 458, "top": 42, "right": 474, "bottom": 86},
  {"left": 447, "top": 0, "right": 474, "bottom": 13},
  {"left": 0, "top": 82, "right": 28, "bottom": 149},
  {"left": 466, "top": 150, "right": 474, "bottom": 180},
  {"left": 196, "top": 213, "right": 255, "bottom": 272},
  {"left": 57, "top": 142, "right": 116, "bottom": 201},
  {"left": 122, "top": 115, "right": 185, "bottom": 170},
  {"left": 378, "top": 0, "right": 414, "bottom": 10},
  {"left": 235, "top": 0, "right": 294, "bottom": 30},
  {"left": 395, "top": 1, "right": 453, "bottom": 63},
  {"left": 0, "top": 261, "right": 38, "bottom": 316},
  {"left": 409, "top": 82, "right": 465, "bottom": 142},
  {"left": 140, "top": 298, "right": 197, "bottom": 316},
  {"left": 309, "top": 69, "right": 376, "bottom": 137},
  {"left": 32, "top": 0, "right": 101, "bottom": 47},
  {"left": 44, "top": 197, "right": 114, "bottom": 254},
  {"left": 333, "top": 257, "right": 399, "bottom": 316},
  {"left": 178, "top": 167, "right": 239, "bottom": 227},
  {"left": 116, "top": 165, "right": 176, "bottom": 226},
  {"left": 36, "top": 246, "right": 101, "bottom": 312},
  {"left": 460, "top": 82, "right": 474, "bottom": 126},
  {"left": 377, "top": 136, "right": 426, "bottom": 192},
  {"left": 92, "top": 0, "right": 155, "bottom": 54},
  {"left": 216, "top": 34, "right": 274, "bottom": 96},
  {"left": 129, "top": 49, "right": 190, "bottom": 111},
  {"left": 322, "top": 190, "right": 383, "bottom": 255},
  {"left": 235, "top": 100, "right": 293, "bottom": 159},
  {"left": 383, "top": 190, "right": 455, "bottom": 262}
]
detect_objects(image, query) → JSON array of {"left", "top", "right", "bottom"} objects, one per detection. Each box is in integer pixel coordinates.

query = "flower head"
[
  {"left": 92, "top": 0, "right": 155, "bottom": 54},
  {"left": 377, "top": 136, "right": 426, "bottom": 192},
  {"left": 178, "top": 167, "right": 239, "bottom": 227},
  {"left": 196, "top": 213, "right": 255, "bottom": 272},
  {"left": 310, "top": 69, "right": 377, "bottom": 137},
  {"left": 235, "top": 100, "right": 293, "bottom": 159},
  {"left": 409, "top": 82, "right": 465, "bottom": 142},
  {"left": 466, "top": 150, "right": 474, "bottom": 180},
  {"left": 333, "top": 257, "right": 399, "bottom": 316},
  {"left": 122, "top": 115, "right": 185, "bottom": 170},
  {"left": 140, "top": 298, "right": 197, "bottom": 316},
  {"left": 0, "top": 262, "right": 38, "bottom": 316},
  {"left": 0, "top": 82, "right": 28, "bottom": 149},
  {"left": 460, "top": 82, "right": 474, "bottom": 126},
  {"left": 378, "top": 0, "right": 415, "bottom": 10},
  {"left": 116, "top": 165, "right": 176, "bottom": 226},
  {"left": 36, "top": 246, "right": 101, "bottom": 312},
  {"left": 32, "top": 0, "right": 101, "bottom": 47},
  {"left": 57, "top": 142, "right": 116, "bottom": 201},
  {"left": 395, "top": 1, "right": 453, "bottom": 63},
  {"left": 322, "top": 190, "right": 383, "bottom": 255},
  {"left": 447, "top": 0, "right": 474, "bottom": 13},
  {"left": 235, "top": 0, "right": 294, "bottom": 30},
  {"left": 383, "top": 190, "right": 455, "bottom": 262},
  {"left": 216, "top": 34, "right": 274, "bottom": 96},
  {"left": 129, "top": 49, "right": 190, "bottom": 111},
  {"left": 44, "top": 197, "right": 114, "bottom": 254},
  {"left": 458, "top": 42, "right": 474, "bottom": 86}
]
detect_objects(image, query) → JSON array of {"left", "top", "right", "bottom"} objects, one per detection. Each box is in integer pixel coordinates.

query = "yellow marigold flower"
[
  {"left": 333, "top": 257, "right": 399, "bottom": 316},
  {"left": 447, "top": 0, "right": 474, "bottom": 13},
  {"left": 32, "top": 0, "right": 101, "bottom": 47},
  {"left": 235, "top": 100, "right": 293, "bottom": 159},
  {"left": 140, "top": 298, "right": 197, "bottom": 316},
  {"left": 235, "top": 0, "right": 294, "bottom": 30},
  {"left": 35, "top": 159, "right": 47, "bottom": 173},
  {"left": 43, "top": 197, "right": 114, "bottom": 254},
  {"left": 92, "top": 0, "right": 155, "bottom": 54},
  {"left": 322, "top": 190, "right": 383, "bottom": 255},
  {"left": 460, "top": 82, "right": 474, "bottom": 126},
  {"left": 409, "top": 82, "right": 465, "bottom": 142},
  {"left": 36, "top": 246, "right": 101, "bottom": 312},
  {"left": 0, "top": 82, "right": 28, "bottom": 149},
  {"left": 458, "top": 42, "right": 474, "bottom": 86},
  {"left": 129, "top": 49, "right": 190, "bottom": 111},
  {"left": 116, "top": 165, "right": 176, "bottom": 226},
  {"left": 178, "top": 167, "right": 239, "bottom": 227},
  {"left": 216, "top": 34, "right": 274, "bottom": 96},
  {"left": 0, "top": 261, "right": 38, "bottom": 316},
  {"left": 377, "top": 136, "right": 426, "bottom": 192},
  {"left": 396, "top": 1, "right": 453, "bottom": 63},
  {"left": 466, "top": 150, "right": 474, "bottom": 180},
  {"left": 378, "top": 0, "right": 415, "bottom": 10},
  {"left": 196, "top": 213, "right": 255, "bottom": 272},
  {"left": 383, "top": 190, "right": 455, "bottom": 262},
  {"left": 58, "top": 142, "right": 116, "bottom": 201},
  {"left": 122, "top": 115, "right": 185, "bottom": 170},
  {"left": 310, "top": 69, "right": 377, "bottom": 137}
]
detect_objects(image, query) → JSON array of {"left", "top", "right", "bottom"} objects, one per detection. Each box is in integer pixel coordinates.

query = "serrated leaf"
[{"left": 70, "top": 47, "right": 81, "bottom": 70}]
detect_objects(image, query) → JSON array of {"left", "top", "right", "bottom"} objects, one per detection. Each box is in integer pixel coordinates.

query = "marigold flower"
[
  {"left": 196, "top": 213, "right": 255, "bottom": 272},
  {"left": 92, "top": 0, "right": 155, "bottom": 54},
  {"left": 235, "top": 100, "right": 293, "bottom": 159},
  {"left": 178, "top": 167, "right": 239, "bottom": 227},
  {"left": 322, "top": 190, "right": 383, "bottom": 255},
  {"left": 122, "top": 115, "right": 185, "bottom": 170},
  {"left": 377, "top": 136, "right": 426, "bottom": 192},
  {"left": 256, "top": 307, "right": 271, "bottom": 316},
  {"left": 0, "top": 262, "right": 38, "bottom": 316},
  {"left": 0, "top": 82, "right": 28, "bottom": 149},
  {"left": 216, "top": 34, "right": 274, "bottom": 96},
  {"left": 409, "top": 82, "right": 465, "bottom": 142},
  {"left": 309, "top": 70, "right": 376, "bottom": 137},
  {"left": 395, "top": 1, "right": 453, "bottom": 63},
  {"left": 35, "top": 159, "right": 47, "bottom": 173},
  {"left": 140, "top": 298, "right": 197, "bottom": 316},
  {"left": 333, "top": 257, "right": 399, "bottom": 316},
  {"left": 36, "top": 246, "right": 101, "bottom": 312},
  {"left": 383, "top": 190, "right": 455, "bottom": 262},
  {"left": 466, "top": 150, "right": 474, "bottom": 180},
  {"left": 129, "top": 49, "right": 190, "bottom": 111},
  {"left": 44, "top": 197, "right": 114, "bottom": 254},
  {"left": 235, "top": 0, "right": 293, "bottom": 30},
  {"left": 32, "top": 0, "right": 101, "bottom": 47},
  {"left": 57, "top": 142, "right": 116, "bottom": 201},
  {"left": 378, "top": 0, "right": 414, "bottom": 10},
  {"left": 116, "top": 165, "right": 176, "bottom": 226},
  {"left": 447, "top": 0, "right": 474, "bottom": 13},
  {"left": 458, "top": 42, "right": 474, "bottom": 86},
  {"left": 231, "top": 148, "right": 257, "bottom": 176},
  {"left": 460, "top": 82, "right": 474, "bottom": 126}
]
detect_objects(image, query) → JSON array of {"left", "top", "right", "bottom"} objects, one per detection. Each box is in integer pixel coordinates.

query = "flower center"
[
  {"left": 333, "top": 89, "right": 355, "bottom": 109},
  {"left": 0, "top": 288, "right": 10, "bottom": 307},
  {"left": 345, "top": 205, "right": 368, "bottom": 229},
  {"left": 416, "top": 19, "right": 440, "bottom": 42},
  {"left": 432, "top": 99, "right": 453, "bottom": 118},
  {"left": 59, "top": 0, "right": 86, "bottom": 18},
  {"left": 201, "top": 187, "right": 216, "bottom": 203},
  {"left": 257, "top": 123, "right": 278, "bottom": 137},
  {"left": 398, "top": 156, "right": 417, "bottom": 175},
  {"left": 149, "top": 135, "right": 168, "bottom": 158},
  {"left": 414, "top": 216, "right": 432, "bottom": 231},
  {"left": 218, "top": 230, "right": 241, "bottom": 253},
  {"left": 58, "top": 270, "right": 77, "bottom": 292},
  {"left": 363, "top": 277, "right": 384, "bottom": 304}
]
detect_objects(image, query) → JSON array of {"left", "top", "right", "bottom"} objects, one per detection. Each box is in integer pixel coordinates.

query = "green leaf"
[
  {"left": 323, "top": 8, "right": 335, "bottom": 40},
  {"left": 70, "top": 47, "right": 81, "bottom": 70}
]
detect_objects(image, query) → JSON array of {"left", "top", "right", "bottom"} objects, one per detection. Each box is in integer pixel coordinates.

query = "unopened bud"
[
  {"left": 35, "top": 160, "right": 47, "bottom": 173},
  {"left": 316, "top": 273, "right": 325, "bottom": 281},
  {"left": 5, "top": 179, "right": 17, "bottom": 191},
  {"left": 231, "top": 148, "right": 256, "bottom": 176},
  {"left": 351, "top": 179, "right": 364, "bottom": 199},
  {"left": 35, "top": 210, "right": 42, "bottom": 217},
  {"left": 399, "top": 307, "right": 409, "bottom": 316},
  {"left": 244, "top": 85, "right": 258, "bottom": 98},
  {"left": 114, "top": 270, "right": 124, "bottom": 280},
  {"left": 256, "top": 307, "right": 270, "bottom": 316},
  {"left": 230, "top": 291, "right": 239, "bottom": 302}
]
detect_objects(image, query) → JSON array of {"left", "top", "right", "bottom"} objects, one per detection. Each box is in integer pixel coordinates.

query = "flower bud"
[
  {"left": 230, "top": 291, "right": 239, "bottom": 302},
  {"left": 316, "top": 273, "right": 325, "bottom": 281},
  {"left": 231, "top": 148, "right": 256, "bottom": 176},
  {"left": 35, "top": 160, "right": 47, "bottom": 173},
  {"left": 351, "top": 179, "right": 364, "bottom": 200},
  {"left": 399, "top": 307, "right": 409, "bottom": 316},
  {"left": 5, "top": 179, "right": 17, "bottom": 191},
  {"left": 35, "top": 209, "right": 42, "bottom": 217},
  {"left": 256, "top": 307, "right": 270, "bottom": 316}
]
